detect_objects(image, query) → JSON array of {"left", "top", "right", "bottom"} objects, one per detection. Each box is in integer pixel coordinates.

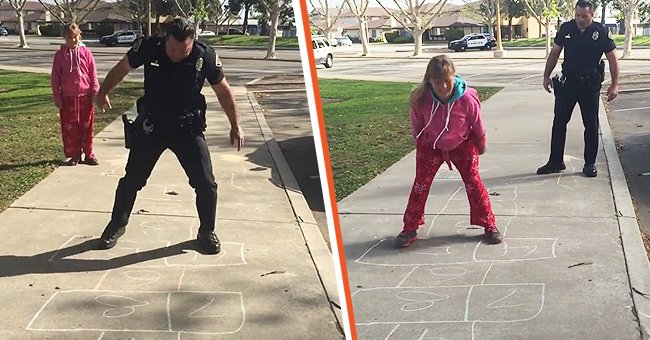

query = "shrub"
[
  {"left": 384, "top": 31, "right": 399, "bottom": 43},
  {"left": 444, "top": 29, "right": 464, "bottom": 42},
  {"left": 95, "top": 23, "right": 114, "bottom": 38},
  {"left": 39, "top": 24, "right": 61, "bottom": 37},
  {"left": 394, "top": 36, "right": 413, "bottom": 43}
]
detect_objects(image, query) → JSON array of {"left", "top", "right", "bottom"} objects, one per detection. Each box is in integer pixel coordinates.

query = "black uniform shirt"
[
  {"left": 555, "top": 19, "right": 616, "bottom": 73},
  {"left": 126, "top": 37, "right": 224, "bottom": 119}
]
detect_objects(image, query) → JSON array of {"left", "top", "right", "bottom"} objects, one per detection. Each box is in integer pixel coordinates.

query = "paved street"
[
  {"left": 606, "top": 79, "right": 650, "bottom": 241},
  {"left": 319, "top": 44, "right": 650, "bottom": 87},
  {"left": 246, "top": 75, "right": 330, "bottom": 248},
  {"left": 0, "top": 35, "right": 302, "bottom": 86}
]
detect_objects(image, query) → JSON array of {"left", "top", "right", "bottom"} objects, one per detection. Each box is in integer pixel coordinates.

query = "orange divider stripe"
[{"left": 295, "top": 0, "right": 358, "bottom": 338}]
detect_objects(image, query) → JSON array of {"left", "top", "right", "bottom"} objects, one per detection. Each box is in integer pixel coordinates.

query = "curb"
[
  {"left": 244, "top": 84, "right": 344, "bottom": 336},
  {"left": 600, "top": 97, "right": 650, "bottom": 339}
]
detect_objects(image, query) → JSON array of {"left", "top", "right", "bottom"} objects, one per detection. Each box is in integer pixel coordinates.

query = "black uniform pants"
[
  {"left": 107, "top": 128, "right": 218, "bottom": 233},
  {"left": 549, "top": 78, "right": 601, "bottom": 166}
]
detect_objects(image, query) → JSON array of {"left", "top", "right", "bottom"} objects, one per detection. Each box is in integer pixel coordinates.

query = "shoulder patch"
[
  {"left": 196, "top": 57, "right": 203, "bottom": 72},
  {"left": 608, "top": 30, "right": 613, "bottom": 39},
  {"left": 592, "top": 31, "right": 599, "bottom": 40},
  {"left": 133, "top": 37, "right": 144, "bottom": 52}
]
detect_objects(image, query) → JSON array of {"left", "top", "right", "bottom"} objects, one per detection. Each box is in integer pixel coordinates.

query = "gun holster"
[
  {"left": 552, "top": 74, "right": 564, "bottom": 97},
  {"left": 598, "top": 60, "right": 605, "bottom": 83}
]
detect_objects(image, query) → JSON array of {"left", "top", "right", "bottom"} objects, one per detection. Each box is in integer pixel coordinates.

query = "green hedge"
[
  {"left": 39, "top": 24, "right": 61, "bottom": 37},
  {"left": 444, "top": 29, "right": 464, "bottom": 42}
]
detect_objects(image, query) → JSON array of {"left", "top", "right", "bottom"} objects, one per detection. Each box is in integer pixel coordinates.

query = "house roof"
[
  {"left": 23, "top": 11, "right": 48, "bottom": 22},
  {"left": 0, "top": 1, "right": 44, "bottom": 11},
  {"left": 84, "top": 8, "right": 132, "bottom": 23}
]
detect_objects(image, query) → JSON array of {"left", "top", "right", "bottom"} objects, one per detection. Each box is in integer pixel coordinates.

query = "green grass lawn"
[
  {"left": 320, "top": 79, "right": 502, "bottom": 201},
  {"left": 502, "top": 35, "right": 650, "bottom": 47},
  {"left": 199, "top": 35, "right": 299, "bottom": 48},
  {"left": 0, "top": 70, "right": 143, "bottom": 212}
]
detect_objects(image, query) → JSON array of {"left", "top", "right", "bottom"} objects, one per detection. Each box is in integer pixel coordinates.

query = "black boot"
[
  {"left": 99, "top": 225, "right": 126, "bottom": 250},
  {"left": 536, "top": 162, "right": 566, "bottom": 174},
  {"left": 197, "top": 231, "right": 221, "bottom": 254},
  {"left": 583, "top": 164, "right": 597, "bottom": 177}
]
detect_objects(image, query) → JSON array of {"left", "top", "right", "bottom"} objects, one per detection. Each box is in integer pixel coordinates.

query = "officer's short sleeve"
[
  {"left": 202, "top": 50, "right": 225, "bottom": 85},
  {"left": 126, "top": 37, "right": 153, "bottom": 69},
  {"left": 600, "top": 26, "right": 616, "bottom": 53},
  {"left": 554, "top": 23, "right": 568, "bottom": 46}
]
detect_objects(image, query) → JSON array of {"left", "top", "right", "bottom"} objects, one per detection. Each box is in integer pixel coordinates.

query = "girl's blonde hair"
[
  {"left": 61, "top": 23, "right": 81, "bottom": 38},
  {"left": 410, "top": 55, "right": 455, "bottom": 108}
]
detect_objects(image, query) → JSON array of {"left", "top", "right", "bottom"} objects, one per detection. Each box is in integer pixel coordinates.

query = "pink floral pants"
[
  {"left": 402, "top": 139, "right": 497, "bottom": 232},
  {"left": 59, "top": 95, "right": 95, "bottom": 159}
]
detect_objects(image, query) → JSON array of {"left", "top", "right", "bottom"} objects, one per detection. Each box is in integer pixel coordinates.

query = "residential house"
[{"left": 0, "top": 1, "right": 48, "bottom": 33}]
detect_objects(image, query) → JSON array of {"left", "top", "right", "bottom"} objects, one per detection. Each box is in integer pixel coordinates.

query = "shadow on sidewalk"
[
  {"left": 0, "top": 239, "right": 202, "bottom": 278},
  {"left": 345, "top": 233, "right": 486, "bottom": 258}
]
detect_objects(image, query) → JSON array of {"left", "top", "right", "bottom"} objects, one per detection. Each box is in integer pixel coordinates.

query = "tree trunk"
[
  {"left": 545, "top": 21, "right": 551, "bottom": 57},
  {"left": 358, "top": 17, "right": 370, "bottom": 56},
  {"left": 622, "top": 5, "right": 634, "bottom": 58},
  {"left": 508, "top": 17, "right": 513, "bottom": 41},
  {"left": 17, "top": 11, "right": 28, "bottom": 48},
  {"left": 412, "top": 27, "right": 424, "bottom": 57},
  {"left": 601, "top": 2, "right": 607, "bottom": 25},
  {"left": 243, "top": 3, "right": 250, "bottom": 34},
  {"left": 265, "top": 5, "right": 280, "bottom": 59}
]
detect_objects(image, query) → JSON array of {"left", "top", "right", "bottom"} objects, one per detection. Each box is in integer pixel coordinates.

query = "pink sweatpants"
[
  {"left": 59, "top": 95, "right": 95, "bottom": 159},
  {"left": 402, "top": 139, "right": 497, "bottom": 232}
]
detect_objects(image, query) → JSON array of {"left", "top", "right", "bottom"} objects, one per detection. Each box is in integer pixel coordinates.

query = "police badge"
[
  {"left": 196, "top": 57, "right": 203, "bottom": 72},
  {"left": 592, "top": 31, "right": 599, "bottom": 40},
  {"left": 608, "top": 31, "right": 613, "bottom": 39}
]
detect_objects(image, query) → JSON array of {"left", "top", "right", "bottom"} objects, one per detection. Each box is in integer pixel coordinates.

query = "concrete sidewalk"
[
  {"left": 339, "top": 84, "right": 650, "bottom": 339},
  {"left": 0, "top": 86, "right": 343, "bottom": 339}
]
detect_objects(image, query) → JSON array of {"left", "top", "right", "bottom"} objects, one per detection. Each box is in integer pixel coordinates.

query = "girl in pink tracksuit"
[
  {"left": 395, "top": 55, "right": 502, "bottom": 248},
  {"left": 51, "top": 23, "right": 99, "bottom": 166}
]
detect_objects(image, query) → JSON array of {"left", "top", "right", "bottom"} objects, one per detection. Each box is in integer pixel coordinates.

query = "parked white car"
[
  {"left": 312, "top": 35, "right": 333, "bottom": 68},
  {"left": 337, "top": 36, "right": 353, "bottom": 46},
  {"left": 198, "top": 29, "right": 215, "bottom": 36}
]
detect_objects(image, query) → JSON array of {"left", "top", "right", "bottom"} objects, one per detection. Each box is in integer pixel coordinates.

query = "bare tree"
[
  {"left": 7, "top": 0, "right": 29, "bottom": 48},
  {"left": 462, "top": 0, "right": 496, "bottom": 36},
  {"left": 344, "top": 0, "right": 370, "bottom": 55},
  {"left": 376, "top": 0, "right": 447, "bottom": 57},
  {"left": 308, "top": 0, "right": 344, "bottom": 40},
  {"left": 616, "top": 0, "right": 640, "bottom": 58},
  {"left": 117, "top": 0, "right": 149, "bottom": 32},
  {"left": 37, "top": 0, "right": 102, "bottom": 24},
  {"left": 257, "top": 0, "right": 291, "bottom": 59},
  {"left": 523, "top": 0, "right": 559, "bottom": 57},
  {"left": 206, "top": 0, "right": 238, "bottom": 33}
]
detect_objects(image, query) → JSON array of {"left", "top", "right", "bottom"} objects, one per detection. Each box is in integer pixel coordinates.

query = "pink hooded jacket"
[
  {"left": 51, "top": 43, "right": 99, "bottom": 104},
  {"left": 411, "top": 75, "right": 486, "bottom": 153}
]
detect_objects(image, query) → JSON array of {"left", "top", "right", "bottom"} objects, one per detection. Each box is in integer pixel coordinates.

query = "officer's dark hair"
[
  {"left": 575, "top": 0, "right": 594, "bottom": 11},
  {"left": 166, "top": 18, "right": 195, "bottom": 41}
]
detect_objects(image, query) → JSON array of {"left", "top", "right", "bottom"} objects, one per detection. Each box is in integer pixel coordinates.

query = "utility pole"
[{"left": 494, "top": 0, "right": 507, "bottom": 58}]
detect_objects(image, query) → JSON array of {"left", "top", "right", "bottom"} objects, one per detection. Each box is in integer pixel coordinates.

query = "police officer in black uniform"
[
  {"left": 537, "top": 0, "right": 619, "bottom": 177},
  {"left": 94, "top": 18, "right": 244, "bottom": 254}
]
